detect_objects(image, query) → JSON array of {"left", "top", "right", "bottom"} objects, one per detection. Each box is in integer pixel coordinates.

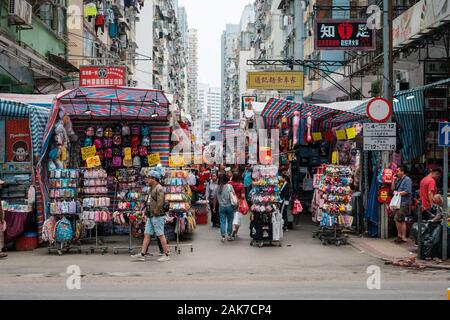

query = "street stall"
[
  {"left": 0, "top": 96, "right": 53, "bottom": 250},
  {"left": 36, "top": 86, "right": 172, "bottom": 254},
  {"left": 259, "top": 98, "right": 368, "bottom": 240}
]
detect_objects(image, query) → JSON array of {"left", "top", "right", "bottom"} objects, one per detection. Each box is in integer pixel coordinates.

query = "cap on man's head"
[{"left": 148, "top": 170, "right": 161, "bottom": 180}]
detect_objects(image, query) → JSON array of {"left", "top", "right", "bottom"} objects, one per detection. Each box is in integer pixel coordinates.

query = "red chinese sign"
[
  {"left": 80, "top": 66, "right": 126, "bottom": 87},
  {"left": 315, "top": 20, "right": 375, "bottom": 51}
]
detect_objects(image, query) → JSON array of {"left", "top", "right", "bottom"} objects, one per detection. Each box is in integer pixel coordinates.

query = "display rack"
[
  {"left": 112, "top": 172, "right": 145, "bottom": 255},
  {"left": 163, "top": 168, "right": 194, "bottom": 254},
  {"left": 47, "top": 169, "right": 82, "bottom": 256},
  {"left": 249, "top": 165, "right": 283, "bottom": 248},
  {"left": 312, "top": 164, "right": 354, "bottom": 246},
  {"left": 80, "top": 168, "right": 110, "bottom": 255}
]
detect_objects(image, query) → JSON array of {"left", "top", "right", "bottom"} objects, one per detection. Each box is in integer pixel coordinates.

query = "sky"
[{"left": 178, "top": 0, "right": 252, "bottom": 88}]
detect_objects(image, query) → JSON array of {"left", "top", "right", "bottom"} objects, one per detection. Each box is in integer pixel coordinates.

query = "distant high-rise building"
[
  {"left": 221, "top": 24, "right": 241, "bottom": 122},
  {"left": 198, "top": 83, "right": 222, "bottom": 141},
  {"left": 187, "top": 29, "right": 199, "bottom": 125}
]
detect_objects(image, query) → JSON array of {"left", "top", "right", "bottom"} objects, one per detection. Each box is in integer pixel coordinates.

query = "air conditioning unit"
[{"left": 8, "top": 0, "right": 32, "bottom": 27}]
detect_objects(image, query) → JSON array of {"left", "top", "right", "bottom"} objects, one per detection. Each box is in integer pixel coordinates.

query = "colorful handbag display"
[
  {"left": 112, "top": 156, "right": 122, "bottom": 167},
  {"left": 131, "top": 135, "right": 140, "bottom": 146},
  {"left": 113, "top": 135, "right": 122, "bottom": 145},
  {"left": 122, "top": 125, "right": 131, "bottom": 136},
  {"left": 131, "top": 124, "right": 140, "bottom": 135},
  {"left": 104, "top": 128, "right": 113, "bottom": 138}
]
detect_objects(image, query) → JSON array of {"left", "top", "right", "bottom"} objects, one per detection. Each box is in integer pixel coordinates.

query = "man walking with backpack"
[{"left": 132, "top": 171, "right": 170, "bottom": 262}]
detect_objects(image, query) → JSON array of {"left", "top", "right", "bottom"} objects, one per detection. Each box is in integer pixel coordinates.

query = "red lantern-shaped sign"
[
  {"left": 377, "top": 187, "right": 392, "bottom": 204},
  {"left": 381, "top": 169, "right": 394, "bottom": 185}
]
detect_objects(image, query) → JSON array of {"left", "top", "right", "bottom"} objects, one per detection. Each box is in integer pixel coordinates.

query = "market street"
[{"left": 1, "top": 217, "right": 448, "bottom": 300}]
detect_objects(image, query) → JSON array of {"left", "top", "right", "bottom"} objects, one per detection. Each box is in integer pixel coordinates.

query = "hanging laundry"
[
  {"left": 97, "top": 0, "right": 104, "bottom": 15},
  {"left": 95, "top": 15, "right": 105, "bottom": 35},
  {"left": 105, "top": 8, "right": 115, "bottom": 24},
  {"left": 85, "top": 2, "right": 97, "bottom": 22},
  {"left": 109, "top": 20, "right": 118, "bottom": 38}
]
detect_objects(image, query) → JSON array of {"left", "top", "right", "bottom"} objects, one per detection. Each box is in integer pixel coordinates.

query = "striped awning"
[
  {"left": 0, "top": 98, "right": 51, "bottom": 157},
  {"left": 220, "top": 119, "right": 241, "bottom": 139},
  {"left": 262, "top": 98, "right": 367, "bottom": 130},
  {"left": 56, "top": 86, "right": 170, "bottom": 120}
]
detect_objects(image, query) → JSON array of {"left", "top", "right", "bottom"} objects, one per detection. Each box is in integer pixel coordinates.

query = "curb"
[{"left": 348, "top": 238, "right": 450, "bottom": 270}]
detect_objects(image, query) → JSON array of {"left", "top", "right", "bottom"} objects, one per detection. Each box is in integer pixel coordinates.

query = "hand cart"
[{"left": 167, "top": 212, "right": 194, "bottom": 254}]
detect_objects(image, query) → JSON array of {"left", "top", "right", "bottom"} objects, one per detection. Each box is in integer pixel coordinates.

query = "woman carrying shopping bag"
[{"left": 217, "top": 174, "right": 238, "bottom": 242}]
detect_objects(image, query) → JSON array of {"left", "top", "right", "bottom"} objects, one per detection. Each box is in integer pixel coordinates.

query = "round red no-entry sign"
[{"left": 366, "top": 98, "right": 393, "bottom": 123}]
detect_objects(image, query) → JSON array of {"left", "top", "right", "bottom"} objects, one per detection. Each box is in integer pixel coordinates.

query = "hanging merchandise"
[
  {"left": 312, "top": 165, "right": 354, "bottom": 246},
  {"left": 306, "top": 112, "right": 313, "bottom": 144},
  {"left": 249, "top": 165, "right": 282, "bottom": 247},
  {"left": 292, "top": 111, "right": 300, "bottom": 145},
  {"left": 162, "top": 169, "right": 194, "bottom": 253}
]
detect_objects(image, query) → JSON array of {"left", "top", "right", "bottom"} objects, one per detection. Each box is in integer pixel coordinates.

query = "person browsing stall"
[
  {"left": 132, "top": 171, "right": 170, "bottom": 262},
  {"left": 419, "top": 168, "right": 441, "bottom": 220},
  {"left": 217, "top": 174, "right": 235, "bottom": 242},
  {"left": 393, "top": 166, "right": 413, "bottom": 243},
  {"left": 206, "top": 172, "right": 220, "bottom": 228}
]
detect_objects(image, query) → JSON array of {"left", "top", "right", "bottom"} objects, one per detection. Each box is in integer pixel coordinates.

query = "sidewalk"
[{"left": 348, "top": 236, "right": 450, "bottom": 270}]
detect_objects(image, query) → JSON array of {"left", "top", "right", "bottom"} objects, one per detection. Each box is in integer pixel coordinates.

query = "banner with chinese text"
[
  {"left": 315, "top": 20, "right": 375, "bottom": 51},
  {"left": 247, "top": 71, "right": 304, "bottom": 90}
]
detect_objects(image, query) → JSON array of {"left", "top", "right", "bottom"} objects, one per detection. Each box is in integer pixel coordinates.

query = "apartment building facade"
[
  {"left": 221, "top": 24, "right": 240, "bottom": 121},
  {"left": 187, "top": 28, "right": 198, "bottom": 124},
  {"left": 0, "top": 0, "right": 76, "bottom": 93}
]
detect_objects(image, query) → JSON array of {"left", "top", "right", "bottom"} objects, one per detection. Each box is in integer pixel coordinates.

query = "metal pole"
[
  {"left": 443, "top": 148, "right": 448, "bottom": 260},
  {"left": 417, "top": 205, "right": 422, "bottom": 260},
  {"left": 380, "top": 0, "right": 394, "bottom": 239}
]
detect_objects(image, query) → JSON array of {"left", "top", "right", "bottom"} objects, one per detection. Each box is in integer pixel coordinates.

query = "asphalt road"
[{"left": 1, "top": 216, "right": 449, "bottom": 300}]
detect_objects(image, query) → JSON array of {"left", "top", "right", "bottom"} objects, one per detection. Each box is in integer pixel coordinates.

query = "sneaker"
[
  {"left": 145, "top": 252, "right": 154, "bottom": 257},
  {"left": 221, "top": 237, "right": 226, "bottom": 243},
  {"left": 157, "top": 255, "right": 171, "bottom": 262},
  {"left": 227, "top": 236, "right": 233, "bottom": 241},
  {"left": 131, "top": 253, "right": 146, "bottom": 261},
  {"left": 158, "top": 252, "right": 165, "bottom": 256}
]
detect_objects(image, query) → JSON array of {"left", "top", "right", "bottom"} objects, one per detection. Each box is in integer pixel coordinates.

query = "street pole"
[
  {"left": 443, "top": 148, "right": 448, "bottom": 260},
  {"left": 380, "top": 0, "right": 394, "bottom": 239}
]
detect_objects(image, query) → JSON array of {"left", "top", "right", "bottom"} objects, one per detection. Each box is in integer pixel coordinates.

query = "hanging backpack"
[{"left": 55, "top": 217, "right": 74, "bottom": 243}]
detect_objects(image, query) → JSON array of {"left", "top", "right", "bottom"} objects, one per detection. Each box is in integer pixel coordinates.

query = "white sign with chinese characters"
[
  {"left": 363, "top": 123, "right": 396, "bottom": 137},
  {"left": 363, "top": 137, "right": 397, "bottom": 151}
]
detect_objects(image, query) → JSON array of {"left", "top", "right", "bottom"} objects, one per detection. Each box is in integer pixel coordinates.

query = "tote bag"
[
  {"left": 229, "top": 186, "right": 239, "bottom": 207},
  {"left": 302, "top": 171, "right": 314, "bottom": 191},
  {"left": 389, "top": 194, "right": 401, "bottom": 210}
]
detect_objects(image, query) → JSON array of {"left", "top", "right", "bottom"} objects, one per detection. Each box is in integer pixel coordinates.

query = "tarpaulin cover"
[{"left": 0, "top": 98, "right": 51, "bottom": 157}]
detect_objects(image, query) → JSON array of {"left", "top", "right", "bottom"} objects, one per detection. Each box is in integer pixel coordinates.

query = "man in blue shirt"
[{"left": 394, "top": 165, "right": 413, "bottom": 243}]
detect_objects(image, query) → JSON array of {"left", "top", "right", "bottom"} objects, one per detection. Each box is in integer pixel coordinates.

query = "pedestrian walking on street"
[
  {"left": 132, "top": 171, "right": 170, "bottom": 262},
  {"left": 206, "top": 172, "right": 220, "bottom": 228},
  {"left": 0, "top": 179, "right": 6, "bottom": 259},
  {"left": 279, "top": 174, "right": 291, "bottom": 232},
  {"left": 229, "top": 173, "right": 245, "bottom": 239},
  {"left": 217, "top": 174, "right": 236, "bottom": 242},
  {"left": 419, "top": 168, "right": 441, "bottom": 221},
  {"left": 393, "top": 166, "right": 413, "bottom": 243}
]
